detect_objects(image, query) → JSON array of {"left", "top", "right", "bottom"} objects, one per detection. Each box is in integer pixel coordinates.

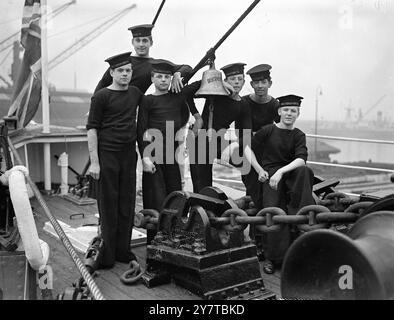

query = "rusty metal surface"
[
  {"left": 143, "top": 187, "right": 274, "bottom": 299},
  {"left": 282, "top": 211, "right": 394, "bottom": 300},
  {"left": 135, "top": 180, "right": 391, "bottom": 300},
  {"left": 147, "top": 244, "right": 258, "bottom": 270}
]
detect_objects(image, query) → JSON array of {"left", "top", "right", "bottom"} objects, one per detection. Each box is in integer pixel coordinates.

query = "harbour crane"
[
  {"left": 0, "top": 0, "right": 77, "bottom": 54},
  {"left": 1, "top": 3, "right": 136, "bottom": 88},
  {"left": 344, "top": 99, "right": 354, "bottom": 121},
  {"left": 358, "top": 94, "right": 386, "bottom": 122}
]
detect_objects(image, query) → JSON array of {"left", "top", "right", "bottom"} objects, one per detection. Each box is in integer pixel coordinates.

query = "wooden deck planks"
[
  {"left": 260, "top": 271, "right": 281, "bottom": 295},
  {"left": 39, "top": 196, "right": 98, "bottom": 227},
  {"left": 32, "top": 194, "right": 282, "bottom": 299},
  {"left": 33, "top": 196, "right": 94, "bottom": 296}
]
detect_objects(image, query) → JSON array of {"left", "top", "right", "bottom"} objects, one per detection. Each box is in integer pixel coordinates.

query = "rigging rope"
[{"left": 7, "top": 137, "right": 106, "bottom": 300}]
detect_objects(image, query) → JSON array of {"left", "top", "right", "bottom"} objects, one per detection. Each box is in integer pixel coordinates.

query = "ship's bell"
[
  {"left": 281, "top": 210, "right": 394, "bottom": 300},
  {"left": 195, "top": 64, "right": 229, "bottom": 97}
]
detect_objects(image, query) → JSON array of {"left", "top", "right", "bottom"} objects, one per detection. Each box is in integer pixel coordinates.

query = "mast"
[{"left": 41, "top": 0, "right": 51, "bottom": 192}]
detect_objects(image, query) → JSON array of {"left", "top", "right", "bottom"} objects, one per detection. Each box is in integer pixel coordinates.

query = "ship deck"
[{"left": 33, "top": 193, "right": 281, "bottom": 300}]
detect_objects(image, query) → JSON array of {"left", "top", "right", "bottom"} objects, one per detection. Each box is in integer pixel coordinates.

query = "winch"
[{"left": 135, "top": 186, "right": 276, "bottom": 300}]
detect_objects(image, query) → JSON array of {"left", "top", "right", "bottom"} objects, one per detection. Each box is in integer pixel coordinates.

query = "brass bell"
[
  {"left": 195, "top": 64, "right": 229, "bottom": 97},
  {"left": 281, "top": 210, "right": 394, "bottom": 300}
]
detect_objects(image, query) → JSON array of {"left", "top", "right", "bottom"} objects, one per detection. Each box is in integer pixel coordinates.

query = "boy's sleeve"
[
  {"left": 86, "top": 93, "right": 105, "bottom": 130},
  {"left": 181, "top": 80, "right": 202, "bottom": 115},
  {"left": 235, "top": 100, "right": 252, "bottom": 149},
  {"left": 134, "top": 86, "right": 143, "bottom": 104},
  {"left": 181, "top": 80, "right": 201, "bottom": 98},
  {"left": 294, "top": 131, "right": 308, "bottom": 161},
  {"left": 137, "top": 95, "right": 150, "bottom": 157},
  {"left": 251, "top": 125, "right": 271, "bottom": 152}
]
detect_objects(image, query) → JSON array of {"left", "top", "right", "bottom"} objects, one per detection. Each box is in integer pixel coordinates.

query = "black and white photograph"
[{"left": 1, "top": 0, "right": 394, "bottom": 304}]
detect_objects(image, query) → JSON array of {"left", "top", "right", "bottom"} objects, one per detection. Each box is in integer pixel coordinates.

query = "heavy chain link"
[
  {"left": 136, "top": 192, "right": 374, "bottom": 234},
  {"left": 134, "top": 209, "right": 159, "bottom": 229},
  {"left": 318, "top": 192, "right": 358, "bottom": 211},
  {"left": 296, "top": 205, "right": 331, "bottom": 232}
]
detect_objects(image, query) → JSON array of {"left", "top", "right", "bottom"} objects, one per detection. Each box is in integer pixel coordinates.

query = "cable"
[
  {"left": 0, "top": 18, "right": 21, "bottom": 26},
  {"left": 0, "top": 47, "right": 13, "bottom": 66},
  {"left": 48, "top": 11, "right": 117, "bottom": 39}
]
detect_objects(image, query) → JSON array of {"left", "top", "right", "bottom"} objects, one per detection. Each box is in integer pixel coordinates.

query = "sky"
[{"left": 1, "top": 0, "right": 394, "bottom": 121}]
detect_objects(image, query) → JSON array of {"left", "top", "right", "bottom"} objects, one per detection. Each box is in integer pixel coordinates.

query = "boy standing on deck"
[
  {"left": 94, "top": 24, "right": 194, "bottom": 95},
  {"left": 244, "top": 64, "right": 279, "bottom": 132},
  {"left": 244, "top": 94, "right": 315, "bottom": 274},
  {"left": 189, "top": 62, "right": 252, "bottom": 193},
  {"left": 242, "top": 64, "right": 280, "bottom": 201},
  {"left": 137, "top": 59, "right": 201, "bottom": 243},
  {"left": 91, "top": 24, "right": 202, "bottom": 199},
  {"left": 86, "top": 52, "right": 142, "bottom": 268}
]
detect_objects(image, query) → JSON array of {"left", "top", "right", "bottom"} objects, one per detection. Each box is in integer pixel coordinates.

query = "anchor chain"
[
  {"left": 136, "top": 192, "right": 375, "bottom": 234},
  {"left": 317, "top": 192, "right": 358, "bottom": 212}
]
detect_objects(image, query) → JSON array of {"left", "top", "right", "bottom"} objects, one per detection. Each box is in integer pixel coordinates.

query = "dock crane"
[
  {"left": 357, "top": 94, "right": 386, "bottom": 122},
  {"left": 0, "top": 0, "right": 77, "bottom": 54},
  {"left": 344, "top": 99, "right": 354, "bottom": 121},
  {"left": 1, "top": 3, "right": 136, "bottom": 88},
  {"left": 48, "top": 4, "right": 137, "bottom": 71},
  {"left": 0, "top": 0, "right": 76, "bottom": 88}
]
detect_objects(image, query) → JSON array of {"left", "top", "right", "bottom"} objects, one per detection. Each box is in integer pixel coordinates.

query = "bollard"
[{"left": 57, "top": 152, "right": 69, "bottom": 195}]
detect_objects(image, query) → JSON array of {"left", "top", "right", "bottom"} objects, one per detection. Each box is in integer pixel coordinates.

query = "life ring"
[{"left": 8, "top": 166, "right": 49, "bottom": 271}]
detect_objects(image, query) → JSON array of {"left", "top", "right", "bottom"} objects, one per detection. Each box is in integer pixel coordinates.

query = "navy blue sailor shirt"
[{"left": 86, "top": 86, "right": 143, "bottom": 152}]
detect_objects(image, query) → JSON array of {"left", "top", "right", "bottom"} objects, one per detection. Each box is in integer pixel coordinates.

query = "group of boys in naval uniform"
[{"left": 86, "top": 24, "right": 315, "bottom": 275}]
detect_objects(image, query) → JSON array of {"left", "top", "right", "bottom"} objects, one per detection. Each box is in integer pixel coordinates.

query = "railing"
[
  {"left": 211, "top": 133, "right": 394, "bottom": 191},
  {"left": 306, "top": 133, "right": 394, "bottom": 146},
  {"left": 305, "top": 133, "right": 394, "bottom": 174},
  {"left": 307, "top": 161, "right": 394, "bottom": 174}
]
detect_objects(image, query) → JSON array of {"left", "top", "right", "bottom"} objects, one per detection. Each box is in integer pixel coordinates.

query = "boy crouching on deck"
[{"left": 244, "top": 94, "right": 315, "bottom": 274}]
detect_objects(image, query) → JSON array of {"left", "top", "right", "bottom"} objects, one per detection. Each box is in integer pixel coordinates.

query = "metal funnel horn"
[
  {"left": 281, "top": 211, "right": 394, "bottom": 300},
  {"left": 195, "top": 63, "right": 229, "bottom": 97}
]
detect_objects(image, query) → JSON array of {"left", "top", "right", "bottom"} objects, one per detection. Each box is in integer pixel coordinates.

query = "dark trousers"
[
  {"left": 258, "top": 166, "right": 315, "bottom": 263},
  {"left": 189, "top": 133, "right": 223, "bottom": 193},
  {"left": 241, "top": 167, "right": 258, "bottom": 198},
  {"left": 97, "top": 146, "right": 137, "bottom": 267},
  {"left": 190, "top": 162, "right": 214, "bottom": 194},
  {"left": 142, "top": 163, "right": 182, "bottom": 210},
  {"left": 142, "top": 143, "right": 182, "bottom": 244}
]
